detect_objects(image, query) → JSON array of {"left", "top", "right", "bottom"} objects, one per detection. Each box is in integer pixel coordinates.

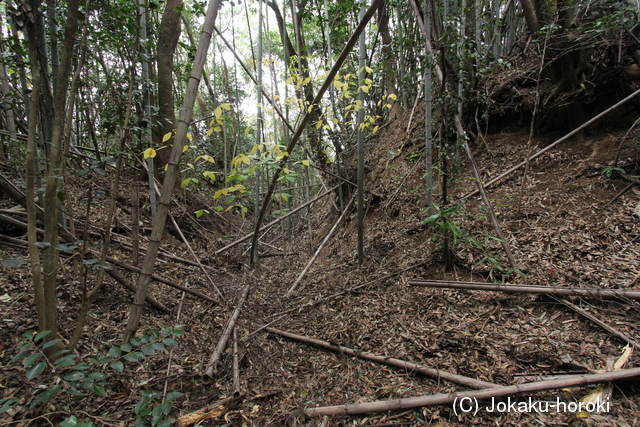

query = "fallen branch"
[
  {"left": 408, "top": 279, "right": 640, "bottom": 300},
  {"left": 105, "top": 268, "right": 169, "bottom": 314},
  {"left": 177, "top": 393, "right": 244, "bottom": 426},
  {"left": 203, "top": 284, "right": 251, "bottom": 378},
  {"left": 303, "top": 367, "right": 640, "bottom": 417},
  {"left": 265, "top": 327, "right": 499, "bottom": 390},
  {"left": 285, "top": 193, "right": 356, "bottom": 297}
]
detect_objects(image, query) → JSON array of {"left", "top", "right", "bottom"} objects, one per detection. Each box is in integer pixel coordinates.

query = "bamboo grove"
[{"left": 0, "top": 0, "right": 638, "bottom": 354}]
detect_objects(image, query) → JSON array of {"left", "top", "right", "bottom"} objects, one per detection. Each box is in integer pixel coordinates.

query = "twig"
[
  {"left": 203, "top": 284, "right": 251, "bottom": 378},
  {"left": 169, "top": 212, "right": 224, "bottom": 299},
  {"left": 303, "top": 367, "right": 640, "bottom": 417},
  {"left": 285, "top": 193, "right": 356, "bottom": 297},
  {"left": 266, "top": 327, "right": 499, "bottom": 389}
]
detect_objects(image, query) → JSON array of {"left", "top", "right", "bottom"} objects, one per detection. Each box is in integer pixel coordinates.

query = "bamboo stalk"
[
  {"left": 285, "top": 193, "right": 356, "bottom": 297},
  {"left": 408, "top": 279, "right": 640, "bottom": 300},
  {"left": 304, "top": 367, "right": 640, "bottom": 417},
  {"left": 203, "top": 284, "right": 251, "bottom": 378},
  {"left": 106, "top": 256, "right": 217, "bottom": 304},
  {"left": 266, "top": 327, "right": 499, "bottom": 390}
]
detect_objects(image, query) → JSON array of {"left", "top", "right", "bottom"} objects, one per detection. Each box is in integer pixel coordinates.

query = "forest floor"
[{"left": 1, "top": 105, "right": 640, "bottom": 426}]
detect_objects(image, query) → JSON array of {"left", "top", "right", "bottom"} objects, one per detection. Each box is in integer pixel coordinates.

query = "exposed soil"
[{"left": 1, "top": 104, "right": 639, "bottom": 426}]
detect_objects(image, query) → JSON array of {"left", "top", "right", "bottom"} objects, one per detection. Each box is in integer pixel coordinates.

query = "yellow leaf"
[
  {"left": 143, "top": 148, "right": 156, "bottom": 159},
  {"left": 213, "top": 126, "right": 222, "bottom": 132},
  {"left": 372, "top": 125, "right": 379, "bottom": 134},
  {"left": 181, "top": 178, "right": 192, "bottom": 188},
  {"left": 301, "top": 160, "right": 310, "bottom": 167},
  {"left": 162, "top": 132, "right": 172, "bottom": 143},
  {"left": 244, "top": 126, "right": 252, "bottom": 136},
  {"left": 182, "top": 145, "right": 190, "bottom": 153},
  {"left": 315, "top": 119, "right": 323, "bottom": 129},
  {"left": 207, "top": 127, "right": 214, "bottom": 137},
  {"left": 187, "top": 133, "right": 193, "bottom": 141},
  {"left": 201, "top": 154, "right": 215, "bottom": 163},
  {"left": 307, "top": 104, "right": 314, "bottom": 113},
  {"left": 214, "top": 106, "right": 222, "bottom": 121},
  {"left": 361, "top": 85, "right": 370, "bottom": 94},
  {"left": 387, "top": 93, "right": 398, "bottom": 101},
  {"left": 285, "top": 76, "right": 294, "bottom": 85},
  {"left": 365, "top": 66, "right": 373, "bottom": 74},
  {"left": 332, "top": 118, "right": 339, "bottom": 125},
  {"left": 220, "top": 103, "right": 232, "bottom": 111}
]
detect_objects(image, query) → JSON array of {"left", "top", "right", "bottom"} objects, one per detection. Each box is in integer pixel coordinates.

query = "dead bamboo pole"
[
  {"left": 203, "top": 284, "right": 251, "bottom": 378},
  {"left": 105, "top": 268, "right": 169, "bottom": 314},
  {"left": 216, "top": 184, "right": 339, "bottom": 255},
  {"left": 106, "top": 256, "right": 217, "bottom": 304},
  {"left": 408, "top": 279, "right": 640, "bottom": 300},
  {"left": 285, "top": 193, "right": 356, "bottom": 297},
  {"left": 303, "top": 367, "right": 640, "bottom": 417},
  {"left": 558, "top": 298, "right": 640, "bottom": 350},
  {"left": 266, "top": 327, "right": 499, "bottom": 390},
  {"left": 460, "top": 87, "right": 640, "bottom": 200}
]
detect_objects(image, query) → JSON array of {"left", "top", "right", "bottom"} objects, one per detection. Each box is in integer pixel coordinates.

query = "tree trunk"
[
  {"left": 377, "top": 4, "right": 401, "bottom": 120},
  {"left": 153, "top": 0, "right": 183, "bottom": 175}
]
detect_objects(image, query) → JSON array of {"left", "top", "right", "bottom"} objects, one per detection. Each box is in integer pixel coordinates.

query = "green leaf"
[
  {"left": 141, "top": 344, "right": 155, "bottom": 356},
  {"left": 60, "top": 415, "right": 79, "bottom": 427},
  {"left": 110, "top": 361, "right": 124, "bottom": 373},
  {"left": 166, "top": 391, "right": 184, "bottom": 402},
  {"left": 162, "top": 338, "right": 178, "bottom": 348},
  {"left": 41, "top": 338, "right": 62, "bottom": 350},
  {"left": 92, "top": 384, "right": 106, "bottom": 397},
  {"left": 24, "top": 352, "right": 43, "bottom": 369},
  {"left": 123, "top": 352, "right": 142, "bottom": 362},
  {"left": 2, "top": 257, "right": 26, "bottom": 268},
  {"left": 31, "top": 385, "right": 61, "bottom": 407},
  {"left": 73, "top": 362, "right": 90, "bottom": 370},
  {"left": 54, "top": 354, "right": 78, "bottom": 368},
  {"left": 121, "top": 342, "right": 133, "bottom": 352},
  {"left": 12, "top": 349, "right": 33, "bottom": 363},
  {"left": 87, "top": 372, "right": 107, "bottom": 381},
  {"left": 109, "top": 346, "right": 122, "bottom": 358},
  {"left": 34, "top": 330, "right": 52, "bottom": 342},
  {"left": 151, "top": 404, "right": 164, "bottom": 425},
  {"left": 64, "top": 371, "right": 85, "bottom": 382},
  {"left": 0, "top": 397, "right": 19, "bottom": 414}
]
